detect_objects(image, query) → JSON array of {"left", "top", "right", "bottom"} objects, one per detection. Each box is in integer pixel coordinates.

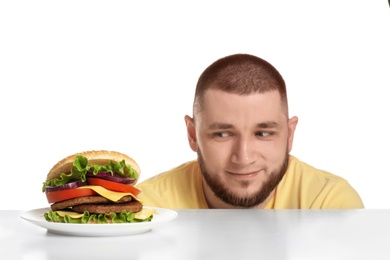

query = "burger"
[{"left": 42, "top": 150, "right": 154, "bottom": 224}]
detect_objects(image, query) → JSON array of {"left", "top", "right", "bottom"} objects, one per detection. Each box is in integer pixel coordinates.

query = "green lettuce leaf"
[
  {"left": 43, "top": 210, "right": 153, "bottom": 224},
  {"left": 42, "top": 155, "right": 138, "bottom": 192}
]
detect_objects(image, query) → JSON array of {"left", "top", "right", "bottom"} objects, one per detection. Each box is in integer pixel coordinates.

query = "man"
[{"left": 136, "top": 53, "right": 364, "bottom": 209}]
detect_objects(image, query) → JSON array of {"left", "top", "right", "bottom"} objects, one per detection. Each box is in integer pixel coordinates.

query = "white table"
[{"left": 1, "top": 209, "right": 389, "bottom": 260}]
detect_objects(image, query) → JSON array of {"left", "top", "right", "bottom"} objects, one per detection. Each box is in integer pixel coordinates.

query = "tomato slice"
[
  {"left": 87, "top": 178, "right": 141, "bottom": 196},
  {"left": 46, "top": 188, "right": 98, "bottom": 204}
]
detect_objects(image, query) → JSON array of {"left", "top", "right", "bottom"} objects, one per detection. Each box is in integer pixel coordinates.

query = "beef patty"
[
  {"left": 50, "top": 195, "right": 134, "bottom": 211},
  {"left": 73, "top": 201, "right": 143, "bottom": 214}
]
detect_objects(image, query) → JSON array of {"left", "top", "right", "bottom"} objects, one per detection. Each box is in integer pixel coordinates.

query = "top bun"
[{"left": 46, "top": 150, "right": 141, "bottom": 184}]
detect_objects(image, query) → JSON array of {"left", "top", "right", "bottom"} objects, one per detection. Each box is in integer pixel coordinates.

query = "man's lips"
[{"left": 226, "top": 170, "right": 261, "bottom": 179}]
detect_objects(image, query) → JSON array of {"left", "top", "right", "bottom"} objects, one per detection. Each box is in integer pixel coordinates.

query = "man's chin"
[
  {"left": 225, "top": 180, "right": 265, "bottom": 197},
  {"left": 197, "top": 149, "right": 289, "bottom": 208},
  {"left": 211, "top": 184, "right": 266, "bottom": 208}
]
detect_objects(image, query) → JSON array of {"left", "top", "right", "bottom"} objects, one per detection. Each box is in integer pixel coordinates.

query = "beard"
[{"left": 197, "top": 150, "right": 289, "bottom": 208}]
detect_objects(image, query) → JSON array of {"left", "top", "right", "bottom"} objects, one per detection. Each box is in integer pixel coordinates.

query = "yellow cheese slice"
[
  {"left": 77, "top": 185, "right": 141, "bottom": 202},
  {"left": 55, "top": 210, "right": 84, "bottom": 218},
  {"left": 134, "top": 208, "right": 158, "bottom": 220},
  {"left": 54, "top": 208, "right": 157, "bottom": 220}
]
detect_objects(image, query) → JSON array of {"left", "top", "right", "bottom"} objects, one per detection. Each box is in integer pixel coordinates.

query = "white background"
[{"left": 1, "top": 0, "right": 389, "bottom": 210}]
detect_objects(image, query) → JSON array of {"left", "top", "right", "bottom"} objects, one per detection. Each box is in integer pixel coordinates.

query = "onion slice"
[
  {"left": 45, "top": 180, "right": 87, "bottom": 193},
  {"left": 86, "top": 172, "right": 135, "bottom": 185}
]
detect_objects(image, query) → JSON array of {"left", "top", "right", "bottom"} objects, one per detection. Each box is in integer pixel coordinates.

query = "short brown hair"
[{"left": 193, "top": 53, "right": 288, "bottom": 115}]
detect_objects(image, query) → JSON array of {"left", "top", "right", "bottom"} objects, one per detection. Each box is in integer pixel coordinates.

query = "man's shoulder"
[
  {"left": 135, "top": 160, "right": 207, "bottom": 208},
  {"left": 137, "top": 160, "right": 200, "bottom": 186},
  {"left": 288, "top": 155, "right": 346, "bottom": 182},
  {"left": 284, "top": 155, "right": 364, "bottom": 208}
]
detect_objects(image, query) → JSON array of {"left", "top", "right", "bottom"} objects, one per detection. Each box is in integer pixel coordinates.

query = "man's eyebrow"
[
  {"left": 256, "top": 121, "right": 280, "bottom": 128},
  {"left": 207, "top": 121, "right": 280, "bottom": 130},
  {"left": 208, "top": 122, "right": 234, "bottom": 130}
]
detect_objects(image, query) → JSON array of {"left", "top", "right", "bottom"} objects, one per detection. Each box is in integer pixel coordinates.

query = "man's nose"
[{"left": 230, "top": 137, "right": 257, "bottom": 165}]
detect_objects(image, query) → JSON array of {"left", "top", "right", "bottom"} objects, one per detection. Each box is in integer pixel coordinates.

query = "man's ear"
[
  {"left": 184, "top": 115, "right": 197, "bottom": 152},
  {"left": 287, "top": 116, "right": 298, "bottom": 152}
]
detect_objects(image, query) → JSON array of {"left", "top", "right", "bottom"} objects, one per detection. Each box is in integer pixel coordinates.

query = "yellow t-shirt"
[{"left": 136, "top": 155, "right": 364, "bottom": 209}]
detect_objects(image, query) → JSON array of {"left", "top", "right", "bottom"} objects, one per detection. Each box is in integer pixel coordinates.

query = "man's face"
[{"left": 185, "top": 89, "right": 298, "bottom": 208}]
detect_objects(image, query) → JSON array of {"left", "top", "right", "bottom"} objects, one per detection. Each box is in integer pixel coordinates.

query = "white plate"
[{"left": 20, "top": 207, "right": 178, "bottom": 237}]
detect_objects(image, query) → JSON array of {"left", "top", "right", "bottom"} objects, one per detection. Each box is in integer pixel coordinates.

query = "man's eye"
[
  {"left": 214, "top": 132, "right": 230, "bottom": 138},
  {"left": 256, "top": 131, "right": 271, "bottom": 137}
]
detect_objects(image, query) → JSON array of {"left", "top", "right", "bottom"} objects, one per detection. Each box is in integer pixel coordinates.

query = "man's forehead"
[{"left": 195, "top": 89, "right": 286, "bottom": 123}]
